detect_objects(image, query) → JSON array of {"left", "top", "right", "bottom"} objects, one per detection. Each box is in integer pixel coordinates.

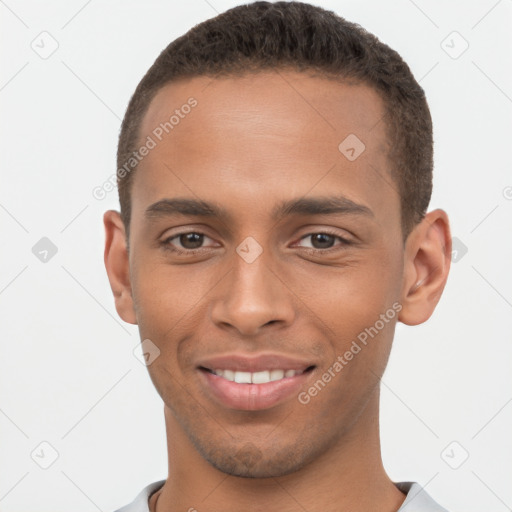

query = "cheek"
[
  {"left": 130, "top": 258, "right": 224, "bottom": 364},
  {"left": 132, "top": 253, "right": 208, "bottom": 310},
  {"left": 289, "top": 252, "right": 401, "bottom": 337},
  {"left": 131, "top": 261, "right": 194, "bottom": 342}
]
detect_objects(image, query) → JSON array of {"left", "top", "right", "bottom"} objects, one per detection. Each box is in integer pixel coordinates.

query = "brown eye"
[
  {"left": 161, "top": 231, "right": 217, "bottom": 254},
  {"left": 309, "top": 233, "right": 336, "bottom": 249},
  {"left": 296, "top": 232, "right": 350, "bottom": 251},
  {"left": 177, "top": 232, "right": 204, "bottom": 249}
]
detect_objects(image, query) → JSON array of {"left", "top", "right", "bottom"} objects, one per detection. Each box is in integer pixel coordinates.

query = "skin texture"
[{"left": 104, "top": 71, "right": 452, "bottom": 512}]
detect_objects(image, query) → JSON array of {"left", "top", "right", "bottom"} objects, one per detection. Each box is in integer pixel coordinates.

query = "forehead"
[
  {"left": 132, "top": 71, "right": 396, "bottom": 229},
  {"left": 140, "top": 71, "right": 387, "bottom": 148}
]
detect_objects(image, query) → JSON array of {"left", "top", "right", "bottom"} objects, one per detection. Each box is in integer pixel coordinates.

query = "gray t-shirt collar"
[{"left": 114, "top": 479, "right": 449, "bottom": 512}]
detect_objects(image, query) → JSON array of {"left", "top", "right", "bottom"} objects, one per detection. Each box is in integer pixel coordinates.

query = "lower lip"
[{"left": 199, "top": 368, "right": 313, "bottom": 411}]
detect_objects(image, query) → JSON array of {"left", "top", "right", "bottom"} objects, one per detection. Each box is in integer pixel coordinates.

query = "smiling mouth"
[{"left": 199, "top": 366, "right": 315, "bottom": 384}]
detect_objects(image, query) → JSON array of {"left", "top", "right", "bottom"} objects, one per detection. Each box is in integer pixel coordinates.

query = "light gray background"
[{"left": 1, "top": 1, "right": 511, "bottom": 511}]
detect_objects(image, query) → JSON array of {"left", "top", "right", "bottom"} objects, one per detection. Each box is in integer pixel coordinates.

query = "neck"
[{"left": 155, "top": 387, "right": 406, "bottom": 512}]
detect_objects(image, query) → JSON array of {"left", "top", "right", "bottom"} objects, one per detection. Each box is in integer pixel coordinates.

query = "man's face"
[{"left": 126, "top": 71, "right": 405, "bottom": 477}]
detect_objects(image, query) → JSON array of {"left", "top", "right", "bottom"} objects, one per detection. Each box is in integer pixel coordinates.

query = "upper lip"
[{"left": 197, "top": 353, "right": 316, "bottom": 373}]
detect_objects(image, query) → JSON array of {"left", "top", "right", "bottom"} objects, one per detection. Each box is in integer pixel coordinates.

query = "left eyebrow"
[
  {"left": 271, "top": 196, "right": 374, "bottom": 221},
  {"left": 143, "top": 195, "right": 374, "bottom": 223}
]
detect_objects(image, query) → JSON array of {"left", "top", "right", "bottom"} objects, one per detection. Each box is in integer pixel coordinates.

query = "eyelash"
[{"left": 160, "top": 230, "right": 352, "bottom": 256}]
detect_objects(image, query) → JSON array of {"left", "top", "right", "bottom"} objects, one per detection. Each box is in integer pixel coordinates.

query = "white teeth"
[
  {"left": 251, "top": 370, "right": 270, "bottom": 384},
  {"left": 211, "top": 368, "right": 301, "bottom": 384},
  {"left": 269, "top": 369, "right": 285, "bottom": 381},
  {"left": 223, "top": 369, "right": 235, "bottom": 381},
  {"left": 234, "top": 371, "right": 252, "bottom": 384}
]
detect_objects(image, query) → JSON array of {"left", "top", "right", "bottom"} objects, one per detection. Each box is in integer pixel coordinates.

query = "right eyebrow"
[{"left": 144, "top": 198, "right": 231, "bottom": 221}]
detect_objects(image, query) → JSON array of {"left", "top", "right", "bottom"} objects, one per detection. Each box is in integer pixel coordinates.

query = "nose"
[{"left": 210, "top": 248, "right": 295, "bottom": 336}]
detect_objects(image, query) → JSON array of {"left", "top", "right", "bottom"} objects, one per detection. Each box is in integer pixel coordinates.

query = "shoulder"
[
  {"left": 396, "top": 481, "right": 450, "bottom": 512},
  {"left": 113, "top": 480, "right": 166, "bottom": 512}
]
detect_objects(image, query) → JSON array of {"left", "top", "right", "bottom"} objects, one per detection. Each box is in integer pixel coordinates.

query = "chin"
[{"left": 197, "top": 439, "right": 319, "bottom": 479}]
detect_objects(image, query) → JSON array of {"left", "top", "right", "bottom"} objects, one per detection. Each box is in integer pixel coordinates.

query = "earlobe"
[
  {"left": 398, "top": 209, "right": 452, "bottom": 326},
  {"left": 103, "top": 210, "right": 138, "bottom": 325}
]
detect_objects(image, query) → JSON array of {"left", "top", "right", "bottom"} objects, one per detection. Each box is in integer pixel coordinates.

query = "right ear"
[{"left": 103, "top": 210, "right": 137, "bottom": 325}]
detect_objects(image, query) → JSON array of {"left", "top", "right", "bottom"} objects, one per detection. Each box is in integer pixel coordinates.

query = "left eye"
[{"left": 296, "top": 232, "right": 349, "bottom": 250}]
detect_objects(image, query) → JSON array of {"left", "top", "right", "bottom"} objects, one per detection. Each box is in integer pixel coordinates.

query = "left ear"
[{"left": 398, "top": 209, "right": 452, "bottom": 325}]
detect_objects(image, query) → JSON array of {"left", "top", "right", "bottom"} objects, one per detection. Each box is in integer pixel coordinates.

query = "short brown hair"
[{"left": 117, "top": 1, "right": 433, "bottom": 243}]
